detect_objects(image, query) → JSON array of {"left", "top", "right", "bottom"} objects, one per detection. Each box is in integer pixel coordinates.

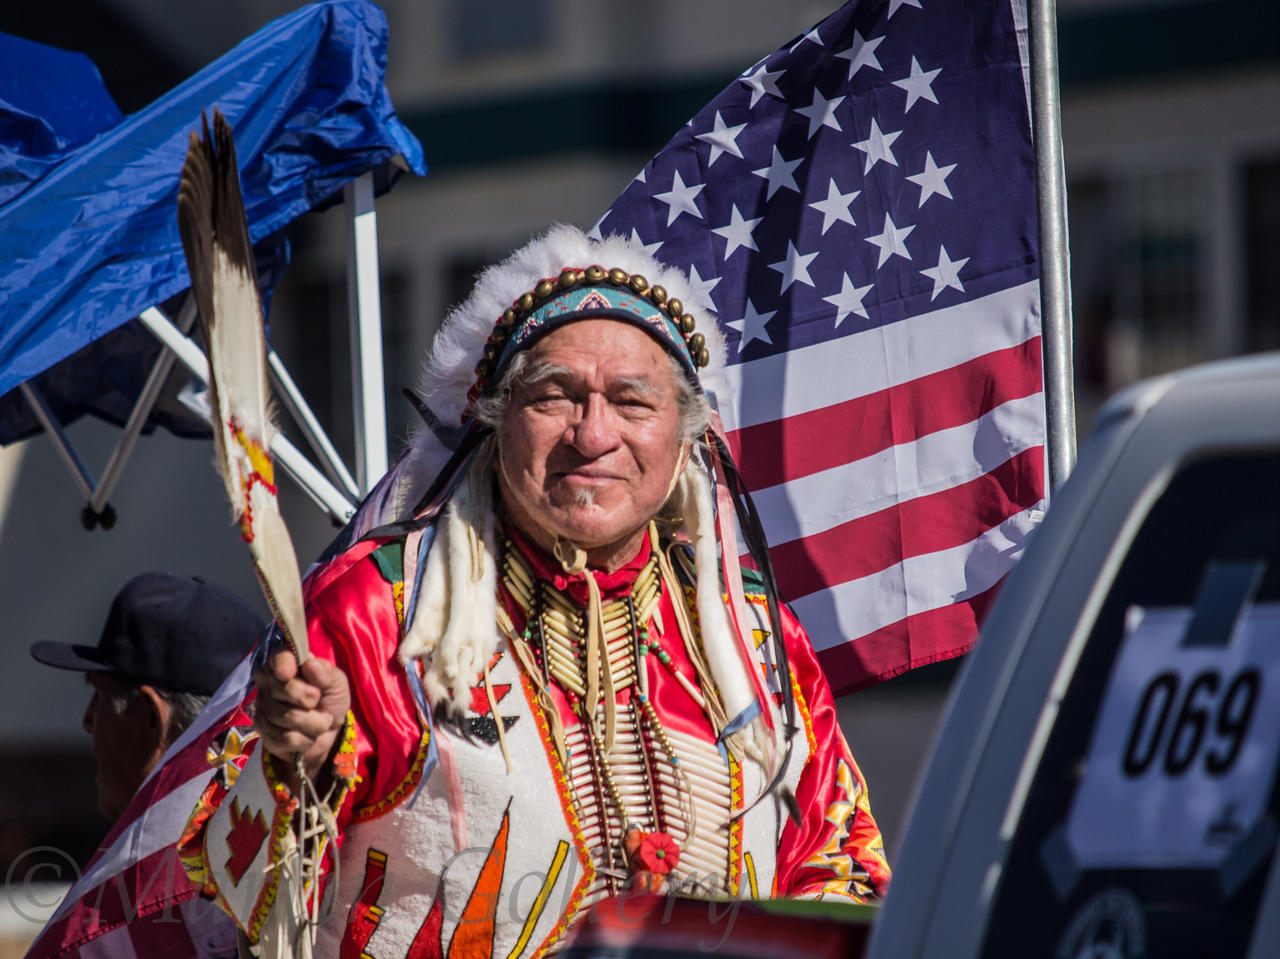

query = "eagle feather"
[{"left": 177, "top": 109, "right": 309, "bottom": 664}]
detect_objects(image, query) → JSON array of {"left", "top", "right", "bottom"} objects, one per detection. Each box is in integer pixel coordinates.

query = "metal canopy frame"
[{"left": 19, "top": 172, "right": 389, "bottom": 529}]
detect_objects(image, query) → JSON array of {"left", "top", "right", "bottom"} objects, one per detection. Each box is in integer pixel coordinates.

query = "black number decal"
[
  {"left": 1205, "top": 669, "right": 1260, "bottom": 775},
  {"left": 1164, "top": 671, "right": 1217, "bottom": 775},
  {"left": 1122, "top": 668, "right": 1262, "bottom": 778},
  {"left": 1123, "top": 671, "right": 1178, "bottom": 776}
]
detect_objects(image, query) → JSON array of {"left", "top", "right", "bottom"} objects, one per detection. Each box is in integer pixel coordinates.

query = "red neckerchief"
[{"left": 501, "top": 519, "right": 652, "bottom": 602}]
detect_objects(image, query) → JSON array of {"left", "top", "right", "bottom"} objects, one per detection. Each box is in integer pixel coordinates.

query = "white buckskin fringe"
[
  {"left": 400, "top": 444, "right": 500, "bottom": 714},
  {"left": 669, "top": 457, "right": 771, "bottom": 768}
]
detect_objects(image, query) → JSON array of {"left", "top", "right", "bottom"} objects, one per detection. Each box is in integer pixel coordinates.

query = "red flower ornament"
[{"left": 637, "top": 831, "right": 680, "bottom": 875}]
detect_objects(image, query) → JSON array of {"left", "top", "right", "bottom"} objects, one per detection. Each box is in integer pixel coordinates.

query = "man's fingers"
[
  {"left": 298, "top": 655, "right": 348, "bottom": 697},
  {"left": 255, "top": 658, "right": 325, "bottom": 710},
  {"left": 251, "top": 653, "right": 351, "bottom": 772},
  {"left": 276, "top": 675, "right": 323, "bottom": 710},
  {"left": 256, "top": 698, "right": 334, "bottom": 738},
  {"left": 256, "top": 707, "right": 335, "bottom": 747},
  {"left": 268, "top": 647, "right": 299, "bottom": 682}
]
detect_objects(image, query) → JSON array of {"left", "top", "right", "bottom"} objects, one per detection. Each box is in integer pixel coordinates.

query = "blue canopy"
[
  {"left": 0, "top": 0, "right": 426, "bottom": 442},
  {"left": 0, "top": 33, "right": 123, "bottom": 177}
]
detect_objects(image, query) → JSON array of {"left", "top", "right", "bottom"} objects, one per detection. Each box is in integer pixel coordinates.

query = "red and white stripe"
[
  {"left": 25, "top": 656, "right": 254, "bottom": 959},
  {"left": 722, "top": 281, "right": 1046, "bottom": 694}
]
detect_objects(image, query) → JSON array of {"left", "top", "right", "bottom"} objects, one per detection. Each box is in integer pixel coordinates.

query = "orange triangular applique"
[{"left": 446, "top": 805, "right": 511, "bottom": 959}]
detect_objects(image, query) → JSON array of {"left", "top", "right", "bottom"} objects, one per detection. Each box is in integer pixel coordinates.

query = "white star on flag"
[
  {"left": 851, "top": 118, "right": 901, "bottom": 173},
  {"left": 740, "top": 61, "right": 786, "bottom": 108},
  {"left": 768, "top": 240, "right": 819, "bottom": 291},
  {"left": 906, "top": 152, "right": 956, "bottom": 206},
  {"left": 630, "top": 228, "right": 663, "bottom": 256},
  {"left": 823, "top": 273, "right": 874, "bottom": 327},
  {"left": 796, "top": 89, "right": 846, "bottom": 140},
  {"left": 686, "top": 263, "right": 720, "bottom": 301},
  {"left": 696, "top": 111, "right": 748, "bottom": 165},
  {"left": 921, "top": 245, "right": 969, "bottom": 299},
  {"left": 865, "top": 213, "right": 915, "bottom": 267},
  {"left": 889, "top": 0, "right": 924, "bottom": 18},
  {"left": 726, "top": 298, "right": 778, "bottom": 352},
  {"left": 835, "top": 29, "right": 884, "bottom": 78},
  {"left": 654, "top": 170, "right": 705, "bottom": 226},
  {"left": 790, "top": 25, "right": 824, "bottom": 52},
  {"left": 808, "top": 179, "right": 860, "bottom": 234},
  {"left": 892, "top": 57, "right": 941, "bottom": 112},
  {"left": 752, "top": 145, "right": 804, "bottom": 199},
  {"left": 712, "top": 204, "right": 763, "bottom": 257}
]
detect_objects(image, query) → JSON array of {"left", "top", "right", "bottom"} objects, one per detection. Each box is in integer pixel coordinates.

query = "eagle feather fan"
[{"left": 176, "top": 109, "right": 308, "bottom": 663}]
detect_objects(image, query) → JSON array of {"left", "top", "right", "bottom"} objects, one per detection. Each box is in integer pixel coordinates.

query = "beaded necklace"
[{"left": 499, "top": 530, "right": 720, "bottom": 893}]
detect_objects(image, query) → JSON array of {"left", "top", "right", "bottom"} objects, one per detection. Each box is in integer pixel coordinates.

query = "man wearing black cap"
[{"left": 31, "top": 571, "right": 265, "bottom": 821}]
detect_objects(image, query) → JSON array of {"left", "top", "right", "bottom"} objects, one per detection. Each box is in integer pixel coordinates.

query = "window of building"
[
  {"left": 1067, "top": 167, "right": 1210, "bottom": 427},
  {"left": 447, "top": 0, "right": 549, "bottom": 61},
  {"left": 1245, "top": 158, "right": 1280, "bottom": 353}
]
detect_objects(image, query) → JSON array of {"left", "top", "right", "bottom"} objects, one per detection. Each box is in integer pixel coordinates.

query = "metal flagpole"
[
  {"left": 1028, "top": 0, "right": 1077, "bottom": 491},
  {"left": 344, "top": 172, "right": 389, "bottom": 495}
]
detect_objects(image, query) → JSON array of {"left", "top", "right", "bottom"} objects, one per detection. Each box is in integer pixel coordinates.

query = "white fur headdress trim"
[{"left": 418, "top": 223, "right": 730, "bottom": 431}]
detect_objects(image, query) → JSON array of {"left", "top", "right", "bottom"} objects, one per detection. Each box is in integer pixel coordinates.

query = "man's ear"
[{"left": 136, "top": 684, "right": 175, "bottom": 749}]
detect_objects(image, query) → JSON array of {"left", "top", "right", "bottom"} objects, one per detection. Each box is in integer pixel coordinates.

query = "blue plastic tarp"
[
  {"left": 0, "top": 33, "right": 123, "bottom": 187},
  {"left": 0, "top": 0, "right": 426, "bottom": 441}
]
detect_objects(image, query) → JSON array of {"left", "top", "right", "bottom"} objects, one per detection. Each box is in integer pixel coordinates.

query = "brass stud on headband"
[{"left": 471, "top": 263, "right": 715, "bottom": 400}]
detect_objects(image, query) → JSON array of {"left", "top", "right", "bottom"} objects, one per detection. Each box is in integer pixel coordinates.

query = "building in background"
[
  {"left": 0, "top": 3, "right": 1277, "bottom": 947},
  {"left": 1058, "top": 0, "right": 1280, "bottom": 426}
]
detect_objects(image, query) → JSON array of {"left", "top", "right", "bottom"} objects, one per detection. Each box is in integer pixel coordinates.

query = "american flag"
[
  {"left": 594, "top": 0, "right": 1046, "bottom": 694},
  {"left": 23, "top": 654, "right": 258, "bottom": 959}
]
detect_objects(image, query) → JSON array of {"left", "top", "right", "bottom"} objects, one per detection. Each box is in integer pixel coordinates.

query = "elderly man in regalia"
[{"left": 181, "top": 226, "right": 890, "bottom": 958}]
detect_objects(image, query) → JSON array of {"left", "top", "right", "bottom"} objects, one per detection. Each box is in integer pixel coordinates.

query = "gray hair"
[
  {"left": 471, "top": 346, "right": 711, "bottom": 442},
  {"left": 103, "top": 676, "right": 210, "bottom": 747}
]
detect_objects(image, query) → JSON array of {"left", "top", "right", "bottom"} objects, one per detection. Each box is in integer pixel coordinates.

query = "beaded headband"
[{"left": 468, "top": 265, "right": 711, "bottom": 404}]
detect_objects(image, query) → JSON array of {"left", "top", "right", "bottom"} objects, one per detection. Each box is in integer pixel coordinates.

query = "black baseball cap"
[{"left": 30, "top": 572, "right": 266, "bottom": 696}]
